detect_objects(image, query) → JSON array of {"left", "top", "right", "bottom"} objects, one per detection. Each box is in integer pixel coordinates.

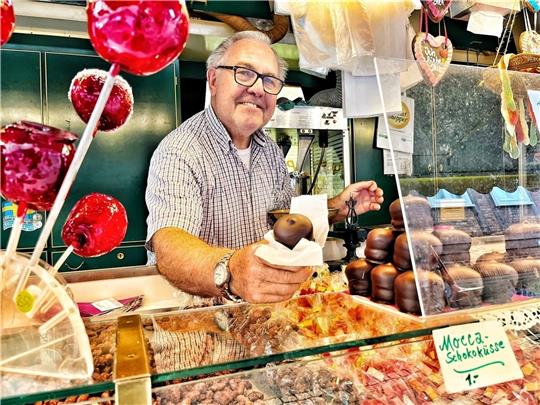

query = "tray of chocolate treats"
[{"left": 345, "top": 196, "right": 540, "bottom": 318}]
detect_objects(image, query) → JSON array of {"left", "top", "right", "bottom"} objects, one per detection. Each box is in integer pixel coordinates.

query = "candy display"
[
  {"left": 61, "top": 193, "right": 128, "bottom": 257},
  {"left": 69, "top": 69, "right": 134, "bottom": 132},
  {"left": 87, "top": 0, "right": 190, "bottom": 76},
  {"left": 345, "top": 258, "right": 374, "bottom": 296},
  {"left": 433, "top": 227, "right": 472, "bottom": 265},
  {"left": 0, "top": 121, "right": 77, "bottom": 211},
  {"left": 445, "top": 264, "right": 483, "bottom": 309},
  {"left": 474, "top": 261, "right": 518, "bottom": 304},
  {"left": 505, "top": 222, "right": 540, "bottom": 259},
  {"left": 394, "top": 270, "right": 421, "bottom": 314},
  {"left": 508, "top": 258, "right": 540, "bottom": 295},
  {"left": 0, "top": 0, "right": 15, "bottom": 46},
  {"left": 364, "top": 227, "right": 395, "bottom": 264},
  {"left": 371, "top": 263, "right": 399, "bottom": 303},
  {"left": 273, "top": 213, "right": 313, "bottom": 249}
]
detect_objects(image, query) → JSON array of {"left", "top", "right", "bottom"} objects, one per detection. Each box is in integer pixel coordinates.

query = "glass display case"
[
  {"left": 373, "top": 57, "right": 540, "bottom": 317},
  {"left": 2, "top": 282, "right": 539, "bottom": 404}
]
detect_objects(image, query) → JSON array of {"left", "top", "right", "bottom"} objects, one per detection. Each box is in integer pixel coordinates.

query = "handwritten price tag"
[{"left": 432, "top": 321, "right": 523, "bottom": 393}]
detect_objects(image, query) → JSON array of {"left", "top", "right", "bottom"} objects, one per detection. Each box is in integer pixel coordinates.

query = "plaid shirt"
[{"left": 145, "top": 106, "right": 293, "bottom": 264}]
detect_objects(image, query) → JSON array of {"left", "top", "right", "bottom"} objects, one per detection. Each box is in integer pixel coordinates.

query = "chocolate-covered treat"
[
  {"left": 393, "top": 233, "right": 411, "bottom": 270},
  {"left": 273, "top": 213, "right": 313, "bottom": 249},
  {"left": 507, "top": 258, "right": 540, "bottom": 294},
  {"left": 474, "top": 261, "right": 518, "bottom": 304},
  {"left": 406, "top": 196, "right": 434, "bottom": 229},
  {"left": 394, "top": 271, "right": 421, "bottom": 315},
  {"left": 475, "top": 251, "right": 506, "bottom": 264},
  {"left": 389, "top": 199, "right": 404, "bottom": 229},
  {"left": 418, "top": 270, "right": 446, "bottom": 315},
  {"left": 371, "top": 263, "right": 399, "bottom": 303},
  {"left": 433, "top": 228, "right": 472, "bottom": 254},
  {"left": 345, "top": 258, "right": 374, "bottom": 297},
  {"left": 393, "top": 231, "right": 442, "bottom": 270},
  {"left": 365, "top": 227, "right": 395, "bottom": 263},
  {"left": 505, "top": 223, "right": 540, "bottom": 259},
  {"left": 445, "top": 265, "right": 483, "bottom": 309},
  {"left": 440, "top": 252, "right": 471, "bottom": 266}
]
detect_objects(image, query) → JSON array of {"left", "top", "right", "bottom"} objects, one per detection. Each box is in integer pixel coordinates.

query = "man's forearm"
[{"left": 151, "top": 227, "right": 231, "bottom": 297}]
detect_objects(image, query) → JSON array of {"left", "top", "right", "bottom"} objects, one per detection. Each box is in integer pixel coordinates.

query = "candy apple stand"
[{"left": 1, "top": 1, "right": 540, "bottom": 404}]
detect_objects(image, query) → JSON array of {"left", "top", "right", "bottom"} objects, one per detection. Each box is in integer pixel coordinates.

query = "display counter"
[{"left": 1, "top": 266, "right": 539, "bottom": 404}]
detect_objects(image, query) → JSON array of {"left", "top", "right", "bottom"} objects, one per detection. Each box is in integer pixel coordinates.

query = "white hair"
[{"left": 206, "top": 31, "right": 288, "bottom": 81}]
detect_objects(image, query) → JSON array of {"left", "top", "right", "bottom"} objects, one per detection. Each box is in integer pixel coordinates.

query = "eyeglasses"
[{"left": 216, "top": 65, "right": 284, "bottom": 95}]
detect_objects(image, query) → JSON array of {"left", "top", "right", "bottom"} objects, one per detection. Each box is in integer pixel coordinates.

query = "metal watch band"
[{"left": 218, "top": 251, "right": 243, "bottom": 303}]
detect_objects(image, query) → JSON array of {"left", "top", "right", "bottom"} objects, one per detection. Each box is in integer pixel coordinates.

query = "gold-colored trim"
[{"left": 114, "top": 314, "right": 150, "bottom": 381}]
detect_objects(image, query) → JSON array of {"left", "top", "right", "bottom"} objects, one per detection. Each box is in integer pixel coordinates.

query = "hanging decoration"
[
  {"left": 498, "top": 54, "right": 539, "bottom": 159},
  {"left": 413, "top": 8, "right": 453, "bottom": 86},
  {"left": 519, "top": 8, "right": 540, "bottom": 54},
  {"left": 421, "top": 0, "right": 452, "bottom": 23}
]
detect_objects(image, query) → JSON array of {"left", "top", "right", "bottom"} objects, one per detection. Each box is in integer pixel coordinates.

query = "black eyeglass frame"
[{"left": 216, "top": 65, "right": 284, "bottom": 95}]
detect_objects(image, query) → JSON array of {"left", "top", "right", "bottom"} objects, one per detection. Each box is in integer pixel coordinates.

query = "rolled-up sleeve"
[{"left": 145, "top": 135, "right": 203, "bottom": 252}]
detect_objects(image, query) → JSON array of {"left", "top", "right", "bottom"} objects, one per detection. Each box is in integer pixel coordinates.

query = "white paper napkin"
[
  {"left": 255, "top": 195, "right": 329, "bottom": 266},
  {"left": 290, "top": 194, "right": 329, "bottom": 247},
  {"left": 255, "top": 230, "right": 323, "bottom": 267}
]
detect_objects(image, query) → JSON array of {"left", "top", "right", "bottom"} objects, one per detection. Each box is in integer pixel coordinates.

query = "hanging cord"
[
  {"left": 492, "top": 1, "right": 519, "bottom": 67},
  {"left": 524, "top": 6, "right": 532, "bottom": 32}
]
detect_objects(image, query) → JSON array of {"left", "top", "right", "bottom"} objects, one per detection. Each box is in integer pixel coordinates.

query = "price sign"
[{"left": 432, "top": 321, "right": 523, "bottom": 393}]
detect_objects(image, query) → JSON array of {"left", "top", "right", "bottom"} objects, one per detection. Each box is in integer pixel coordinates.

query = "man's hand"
[
  {"left": 228, "top": 243, "right": 313, "bottom": 304},
  {"left": 329, "top": 180, "right": 384, "bottom": 222}
]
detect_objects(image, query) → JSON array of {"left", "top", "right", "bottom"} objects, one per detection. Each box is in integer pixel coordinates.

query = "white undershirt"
[{"left": 236, "top": 144, "right": 252, "bottom": 170}]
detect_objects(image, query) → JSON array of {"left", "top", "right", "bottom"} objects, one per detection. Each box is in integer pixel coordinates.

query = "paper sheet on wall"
[
  {"left": 376, "top": 96, "right": 415, "bottom": 154},
  {"left": 383, "top": 149, "right": 412, "bottom": 175},
  {"left": 342, "top": 70, "right": 402, "bottom": 118},
  {"left": 527, "top": 89, "right": 540, "bottom": 122}
]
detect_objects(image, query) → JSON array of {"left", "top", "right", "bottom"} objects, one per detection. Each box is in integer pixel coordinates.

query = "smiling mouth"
[{"left": 239, "top": 102, "right": 262, "bottom": 110}]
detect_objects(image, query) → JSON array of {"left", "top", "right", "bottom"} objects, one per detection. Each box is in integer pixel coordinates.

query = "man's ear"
[{"left": 207, "top": 68, "right": 218, "bottom": 96}]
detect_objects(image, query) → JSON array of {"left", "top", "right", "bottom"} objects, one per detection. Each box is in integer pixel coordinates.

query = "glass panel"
[
  {"left": 152, "top": 326, "right": 540, "bottom": 404},
  {"left": 144, "top": 292, "right": 477, "bottom": 382},
  {"left": 375, "top": 57, "right": 540, "bottom": 316}
]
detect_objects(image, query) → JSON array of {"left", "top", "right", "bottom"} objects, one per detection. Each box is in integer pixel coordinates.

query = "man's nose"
[{"left": 247, "top": 77, "right": 265, "bottom": 95}]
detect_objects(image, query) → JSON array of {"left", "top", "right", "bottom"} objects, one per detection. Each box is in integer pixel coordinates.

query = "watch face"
[{"left": 214, "top": 263, "right": 228, "bottom": 287}]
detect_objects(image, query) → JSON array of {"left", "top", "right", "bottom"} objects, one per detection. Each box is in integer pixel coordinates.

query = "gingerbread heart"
[
  {"left": 519, "top": 30, "right": 540, "bottom": 54},
  {"left": 422, "top": 0, "right": 452, "bottom": 23},
  {"left": 413, "top": 33, "right": 453, "bottom": 86}
]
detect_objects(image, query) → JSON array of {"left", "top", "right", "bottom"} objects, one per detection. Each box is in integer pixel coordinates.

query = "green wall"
[
  {"left": 1, "top": 35, "right": 180, "bottom": 271},
  {"left": 1, "top": 34, "right": 337, "bottom": 271}
]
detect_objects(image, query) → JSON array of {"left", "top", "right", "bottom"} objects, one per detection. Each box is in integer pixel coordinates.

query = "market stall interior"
[{"left": 1, "top": 0, "right": 540, "bottom": 404}]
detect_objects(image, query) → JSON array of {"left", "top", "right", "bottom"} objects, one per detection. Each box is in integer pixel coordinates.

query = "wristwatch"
[{"left": 213, "top": 251, "right": 242, "bottom": 303}]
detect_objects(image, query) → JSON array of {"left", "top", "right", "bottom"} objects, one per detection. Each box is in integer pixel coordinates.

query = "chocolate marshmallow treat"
[
  {"left": 365, "top": 227, "right": 395, "bottom": 264},
  {"left": 345, "top": 258, "right": 374, "bottom": 297},
  {"left": 371, "top": 263, "right": 399, "bottom": 304},
  {"left": 474, "top": 261, "right": 518, "bottom": 304}
]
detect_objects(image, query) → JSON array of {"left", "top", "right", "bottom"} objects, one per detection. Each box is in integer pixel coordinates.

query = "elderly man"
[{"left": 146, "top": 31, "right": 383, "bottom": 304}]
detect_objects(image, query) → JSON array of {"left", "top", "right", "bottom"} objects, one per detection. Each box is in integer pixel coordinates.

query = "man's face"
[{"left": 208, "top": 38, "right": 280, "bottom": 146}]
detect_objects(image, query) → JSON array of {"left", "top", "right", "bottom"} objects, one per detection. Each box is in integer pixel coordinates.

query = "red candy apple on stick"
[
  {"left": 0, "top": 121, "right": 77, "bottom": 272},
  {"left": 1, "top": 0, "right": 15, "bottom": 46},
  {"left": 69, "top": 69, "right": 134, "bottom": 133},
  {"left": 18, "top": 0, "right": 189, "bottom": 299},
  {"left": 26, "top": 193, "right": 127, "bottom": 318},
  {"left": 61, "top": 193, "right": 128, "bottom": 259}
]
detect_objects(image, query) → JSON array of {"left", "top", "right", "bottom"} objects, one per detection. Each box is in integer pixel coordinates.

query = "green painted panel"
[
  {"left": 351, "top": 118, "right": 398, "bottom": 227},
  {"left": 52, "top": 245, "right": 148, "bottom": 272},
  {"left": 0, "top": 49, "right": 45, "bottom": 249},
  {"left": 0, "top": 49, "right": 42, "bottom": 124},
  {"left": 44, "top": 52, "right": 179, "bottom": 248},
  {"left": 189, "top": 1, "right": 271, "bottom": 19}
]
